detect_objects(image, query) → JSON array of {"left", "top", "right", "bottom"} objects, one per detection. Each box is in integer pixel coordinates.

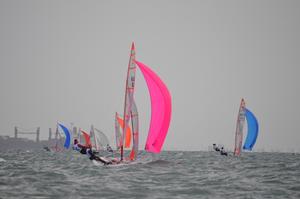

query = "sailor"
[
  {"left": 43, "top": 146, "right": 50, "bottom": 151},
  {"left": 213, "top": 144, "right": 220, "bottom": 152},
  {"left": 73, "top": 139, "right": 88, "bottom": 154},
  {"left": 106, "top": 144, "right": 113, "bottom": 153},
  {"left": 87, "top": 147, "right": 112, "bottom": 165},
  {"left": 220, "top": 147, "right": 228, "bottom": 156}
]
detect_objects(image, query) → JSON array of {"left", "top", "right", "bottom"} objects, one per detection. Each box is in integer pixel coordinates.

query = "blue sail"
[
  {"left": 58, "top": 123, "right": 71, "bottom": 149},
  {"left": 243, "top": 108, "right": 259, "bottom": 150}
]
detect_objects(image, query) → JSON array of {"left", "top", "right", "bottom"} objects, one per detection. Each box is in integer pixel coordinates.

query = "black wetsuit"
[
  {"left": 88, "top": 149, "right": 112, "bottom": 165},
  {"left": 107, "top": 146, "right": 113, "bottom": 153},
  {"left": 43, "top": 146, "right": 50, "bottom": 151},
  {"left": 80, "top": 148, "right": 87, "bottom": 154}
]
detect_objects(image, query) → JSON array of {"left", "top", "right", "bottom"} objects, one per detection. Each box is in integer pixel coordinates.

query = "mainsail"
[
  {"left": 129, "top": 100, "right": 139, "bottom": 160},
  {"left": 58, "top": 123, "right": 71, "bottom": 149},
  {"left": 135, "top": 60, "right": 172, "bottom": 153},
  {"left": 94, "top": 128, "right": 110, "bottom": 148},
  {"left": 121, "top": 42, "right": 137, "bottom": 161},
  {"left": 90, "top": 126, "right": 111, "bottom": 151},
  {"left": 234, "top": 99, "right": 246, "bottom": 156},
  {"left": 89, "top": 125, "right": 98, "bottom": 151}
]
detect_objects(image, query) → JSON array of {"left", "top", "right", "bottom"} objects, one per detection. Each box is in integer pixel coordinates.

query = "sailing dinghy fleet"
[
  {"left": 50, "top": 43, "right": 260, "bottom": 165},
  {"left": 50, "top": 43, "right": 172, "bottom": 165}
]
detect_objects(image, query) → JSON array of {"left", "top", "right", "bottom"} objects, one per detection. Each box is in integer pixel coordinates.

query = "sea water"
[{"left": 0, "top": 150, "right": 299, "bottom": 199}]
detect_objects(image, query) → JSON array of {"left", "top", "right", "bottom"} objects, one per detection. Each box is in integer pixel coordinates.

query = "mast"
[{"left": 121, "top": 42, "right": 137, "bottom": 161}]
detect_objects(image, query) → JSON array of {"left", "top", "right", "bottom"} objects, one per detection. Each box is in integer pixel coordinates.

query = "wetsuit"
[
  {"left": 73, "top": 143, "right": 81, "bottom": 152},
  {"left": 73, "top": 143, "right": 87, "bottom": 154},
  {"left": 213, "top": 145, "right": 220, "bottom": 152},
  {"left": 107, "top": 145, "right": 113, "bottom": 153},
  {"left": 220, "top": 149, "right": 228, "bottom": 156},
  {"left": 87, "top": 149, "right": 112, "bottom": 165},
  {"left": 43, "top": 146, "right": 50, "bottom": 151}
]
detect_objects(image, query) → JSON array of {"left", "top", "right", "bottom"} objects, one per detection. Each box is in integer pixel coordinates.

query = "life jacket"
[{"left": 73, "top": 143, "right": 81, "bottom": 152}]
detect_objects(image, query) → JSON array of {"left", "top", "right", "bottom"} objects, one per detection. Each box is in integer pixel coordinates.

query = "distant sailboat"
[
  {"left": 90, "top": 125, "right": 112, "bottom": 152},
  {"left": 51, "top": 126, "right": 63, "bottom": 152},
  {"left": 233, "top": 99, "right": 259, "bottom": 156}
]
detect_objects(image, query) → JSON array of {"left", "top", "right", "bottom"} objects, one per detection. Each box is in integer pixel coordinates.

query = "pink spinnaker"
[{"left": 135, "top": 61, "right": 172, "bottom": 153}]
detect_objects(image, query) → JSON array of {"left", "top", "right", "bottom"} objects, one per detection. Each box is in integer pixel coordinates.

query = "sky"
[{"left": 0, "top": 0, "right": 299, "bottom": 152}]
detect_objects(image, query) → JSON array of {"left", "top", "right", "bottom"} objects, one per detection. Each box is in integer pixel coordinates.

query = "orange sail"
[
  {"left": 80, "top": 129, "right": 91, "bottom": 147},
  {"left": 117, "top": 114, "right": 132, "bottom": 148}
]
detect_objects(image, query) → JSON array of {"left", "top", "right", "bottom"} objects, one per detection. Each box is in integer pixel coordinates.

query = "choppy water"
[{"left": 0, "top": 150, "right": 300, "bottom": 199}]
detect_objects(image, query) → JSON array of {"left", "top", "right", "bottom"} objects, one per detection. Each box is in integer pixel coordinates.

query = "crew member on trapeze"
[{"left": 73, "top": 139, "right": 89, "bottom": 154}]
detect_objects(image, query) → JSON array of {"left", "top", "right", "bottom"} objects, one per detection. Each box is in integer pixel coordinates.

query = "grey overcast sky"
[{"left": 0, "top": 0, "right": 299, "bottom": 152}]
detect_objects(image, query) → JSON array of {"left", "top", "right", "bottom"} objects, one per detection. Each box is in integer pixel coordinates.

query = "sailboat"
[
  {"left": 233, "top": 99, "right": 259, "bottom": 156},
  {"left": 50, "top": 126, "right": 63, "bottom": 152},
  {"left": 90, "top": 125, "right": 113, "bottom": 152},
  {"left": 119, "top": 43, "right": 172, "bottom": 162}
]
